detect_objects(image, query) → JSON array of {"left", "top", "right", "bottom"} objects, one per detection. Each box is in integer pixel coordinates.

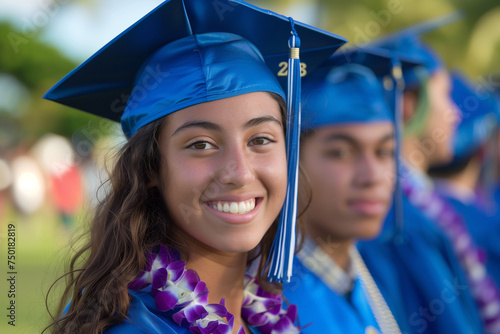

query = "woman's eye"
[
  {"left": 189, "top": 142, "right": 216, "bottom": 150},
  {"left": 249, "top": 137, "right": 274, "bottom": 146}
]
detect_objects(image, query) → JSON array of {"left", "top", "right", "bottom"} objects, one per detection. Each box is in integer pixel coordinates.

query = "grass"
[{"left": 0, "top": 199, "right": 82, "bottom": 333}]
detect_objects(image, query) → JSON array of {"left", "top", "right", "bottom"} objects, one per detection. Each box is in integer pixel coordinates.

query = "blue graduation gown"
[
  {"left": 436, "top": 190, "right": 500, "bottom": 290},
  {"left": 105, "top": 286, "right": 262, "bottom": 334},
  {"left": 358, "top": 196, "right": 484, "bottom": 334},
  {"left": 104, "top": 287, "right": 189, "bottom": 334},
  {"left": 283, "top": 256, "right": 382, "bottom": 333}
]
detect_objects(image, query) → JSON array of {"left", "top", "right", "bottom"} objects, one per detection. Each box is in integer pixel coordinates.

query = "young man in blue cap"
[
  {"left": 42, "top": 0, "right": 346, "bottom": 333},
  {"left": 282, "top": 48, "right": 406, "bottom": 334}
]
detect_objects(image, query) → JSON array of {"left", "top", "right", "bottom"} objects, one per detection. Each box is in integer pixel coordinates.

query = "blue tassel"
[
  {"left": 266, "top": 18, "right": 302, "bottom": 282},
  {"left": 389, "top": 56, "right": 405, "bottom": 240}
]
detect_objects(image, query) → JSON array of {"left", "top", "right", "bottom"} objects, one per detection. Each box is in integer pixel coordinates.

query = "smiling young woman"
[{"left": 41, "top": 0, "right": 346, "bottom": 333}]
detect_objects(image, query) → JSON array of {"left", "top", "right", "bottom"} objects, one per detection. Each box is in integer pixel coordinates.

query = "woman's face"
[
  {"left": 158, "top": 92, "right": 287, "bottom": 253},
  {"left": 300, "top": 122, "right": 395, "bottom": 243}
]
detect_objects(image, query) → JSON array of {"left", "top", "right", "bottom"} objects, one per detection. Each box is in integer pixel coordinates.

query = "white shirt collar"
[{"left": 297, "top": 236, "right": 356, "bottom": 295}]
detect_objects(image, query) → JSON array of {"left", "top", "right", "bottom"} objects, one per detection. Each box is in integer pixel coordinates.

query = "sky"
[
  {"left": 1, "top": 0, "right": 165, "bottom": 61},
  {"left": 0, "top": 0, "right": 319, "bottom": 62}
]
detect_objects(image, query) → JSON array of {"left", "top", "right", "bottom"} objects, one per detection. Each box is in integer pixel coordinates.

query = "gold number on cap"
[
  {"left": 278, "top": 62, "right": 288, "bottom": 76},
  {"left": 277, "top": 61, "right": 307, "bottom": 77},
  {"left": 300, "top": 62, "right": 307, "bottom": 77}
]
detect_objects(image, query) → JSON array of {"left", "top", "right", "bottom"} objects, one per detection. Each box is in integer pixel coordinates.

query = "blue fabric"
[
  {"left": 104, "top": 287, "right": 262, "bottom": 334},
  {"left": 329, "top": 46, "right": 421, "bottom": 79},
  {"left": 449, "top": 71, "right": 499, "bottom": 161},
  {"left": 283, "top": 257, "right": 380, "bottom": 333},
  {"left": 301, "top": 63, "right": 392, "bottom": 130},
  {"left": 104, "top": 288, "right": 184, "bottom": 334},
  {"left": 121, "top": 32, "right": 285, "bottom": 137},
  {"left": 436, "top": 190, "right": 500, "bottom": 291},
  {"left": 357, "top": 196, "right": 484, "bottom": 334},
  {"left": 299, "top": 44, "right": 423, "bottom": 130},
  {"left": 378, "top": 41, "right": 441, "bottom": 89},
  {"left": 368, "top": 12, "right": 462, "bottom": 89},
  {"left": 486, "top": 186, "right": 500, "bottom": 289}
]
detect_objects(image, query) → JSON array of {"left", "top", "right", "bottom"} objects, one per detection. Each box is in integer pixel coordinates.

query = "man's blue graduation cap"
[
  {"left": 301, "top": 46, "right": 421, "bottom": 129},
  {"left": 367, "top": 11, "right": 463, "bottom": 89},
  {"left": 301, "top": 59, "right": 392, "bottom": 130},
  {"left": 43, "top": 0, "right": 347, "bottom": 282}
]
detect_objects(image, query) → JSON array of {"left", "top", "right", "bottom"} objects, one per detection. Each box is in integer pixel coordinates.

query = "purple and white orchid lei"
[{"left": 129, "top": 245, "right": 300, "bottom": 334}]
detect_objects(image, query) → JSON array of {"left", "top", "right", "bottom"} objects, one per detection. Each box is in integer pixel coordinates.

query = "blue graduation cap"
[
  {"left": 301, "top": 61, "right": 392, "bottom": 130},
  {"left": 367, "top": 11, "right": 463, "bottom": 89},
  {"left": 301, "top": 46, "right": 422, "bottom": 129},
  {"left": 43, "top": 0, "right": 347, "bottom": 283},
  {"left": 438, "top": 71, "right": 500, "bottom": 165},
  {"left": 43, "top": 0, "right": 346, "bottom": 136}
]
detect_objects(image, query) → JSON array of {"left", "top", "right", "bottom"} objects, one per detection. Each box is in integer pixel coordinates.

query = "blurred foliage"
[
  {"left": 0, "top": 22, "right": 113, "bottom": 153},
  {"left": 272, "top": 0, "right": 500, "bottom": 78}
]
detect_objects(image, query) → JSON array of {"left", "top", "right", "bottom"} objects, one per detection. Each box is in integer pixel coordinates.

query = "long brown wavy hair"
[{"left": 43, "top": 93, "right": 292, "bottom": 333}]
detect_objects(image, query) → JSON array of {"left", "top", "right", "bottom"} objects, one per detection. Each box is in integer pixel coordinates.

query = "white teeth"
[
  {"left": 238, "top": 201, "right": 246, "bottom": 213},
  {"left": 211, "top": 199, "right": 256, "bottom": 214},
  {"left": 229, "top": 202, "right": 238, "bottom": 213}
]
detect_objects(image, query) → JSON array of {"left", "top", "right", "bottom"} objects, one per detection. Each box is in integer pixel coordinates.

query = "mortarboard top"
[
  {"left": 43, "top": 0, "right": 346, "bottom": 137},
  {"left": 330, "top": 45, "right": 421, "bottom": 79},
  {"left": 366, "top": 11, "right": 464, "bottom": 89}
]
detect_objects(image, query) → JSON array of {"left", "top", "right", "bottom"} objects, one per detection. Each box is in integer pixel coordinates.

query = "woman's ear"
[{"left": 403, "top": 90, "right": 418, "bottom": 124}]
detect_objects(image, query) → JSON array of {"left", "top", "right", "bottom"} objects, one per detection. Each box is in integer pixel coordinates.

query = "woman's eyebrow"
[
  {"left": 172, "top": 115, "right": 282, "bottom": 136},
  {"left": 244, "top": 115, "right": 282, "bottom": 129},
  {"left": 172, "top": 121, "right": 222, "bottom": 136}
]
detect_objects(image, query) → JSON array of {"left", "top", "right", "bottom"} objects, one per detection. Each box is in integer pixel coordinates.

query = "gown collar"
[{"left": 297, "top": 236, "right": 355, "bottom": 295}]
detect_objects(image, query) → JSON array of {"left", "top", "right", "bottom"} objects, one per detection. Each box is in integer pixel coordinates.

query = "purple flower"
[
  {"left": 129, "top": 247, "right": 299, "bottom": 334},
  {"left": 151, "top": 266, "right": 204, "bottom": 311},
  {"left": 241, "top": 276, "right": 300, "bottom": 334},
  {"left": 129, "top": 245, "right": 181, "bottom": 291},
  {"left": 174, "top": 299, "right": 229, "bottom": 330}
]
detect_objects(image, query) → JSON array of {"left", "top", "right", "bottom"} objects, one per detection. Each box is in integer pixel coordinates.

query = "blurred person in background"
[
  {"left": 428, "top": 71, "right": 500, "bottom": 291},
  {"left": 364, "top": 13, "right": 500, "bottom": 332},
  {"left": 357, "top": 13, "right": 491, "bottom": 334},
  {"left": 283, "top": 50, "right": 402, "bottom": 333}
]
